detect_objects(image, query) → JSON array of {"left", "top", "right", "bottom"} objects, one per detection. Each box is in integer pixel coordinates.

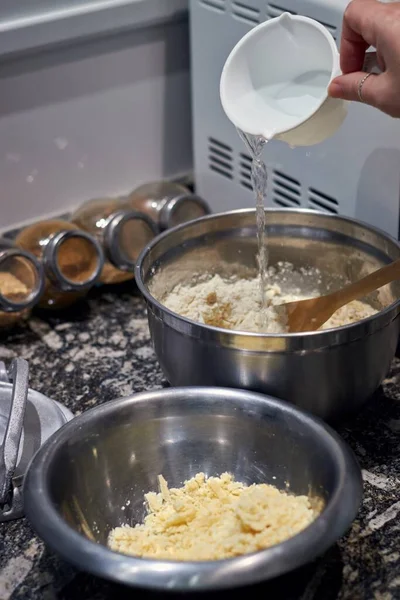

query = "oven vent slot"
[
  {"left": 200, "top": 0, "right": 226, "bottom": 12},
  {"left": 308, "top": 187, "right": 338, "bottom": 213},
  {"left": 272, "top": 170, "right": 301, "bottom": 206},
  {"left": 209, "top": 137, "right": 233, "bottom": 179},
  {"left": 232, "top": 2, "right": 260, "bottom": 25},
  {"left": 272, "top": 193, "right": 301, "bottom": 207},
  {"left": 239, "top": 153, "right": 253, "bottom": 190},
  {"left": 267, "top": 3, "right": 296, "bottom": 18}
]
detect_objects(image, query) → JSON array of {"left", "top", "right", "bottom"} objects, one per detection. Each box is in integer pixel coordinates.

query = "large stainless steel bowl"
[
  {"left": 136, "top": 208, "right": 400, "bottom": 422},
  {"left": 24, "top": 387, "right": 362, "bottom": 591}
]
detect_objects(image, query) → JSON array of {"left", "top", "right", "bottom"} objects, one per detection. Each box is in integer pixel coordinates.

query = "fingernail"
[{"left": 328, "top": 81, "right": 342, "bottom": 97}]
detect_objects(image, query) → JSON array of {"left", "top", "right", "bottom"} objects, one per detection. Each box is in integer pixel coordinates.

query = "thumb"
[{"left": 328, "top": 71, "right": 382, "bottom": 107}]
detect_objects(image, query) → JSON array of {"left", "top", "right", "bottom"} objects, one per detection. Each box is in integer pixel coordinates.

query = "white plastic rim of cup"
[{"left": 220, "top": 13, "right": 348, "bottom": 147}]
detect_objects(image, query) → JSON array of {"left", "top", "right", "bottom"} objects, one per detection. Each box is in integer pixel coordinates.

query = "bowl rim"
[
  {"left": 135, "top": 207, "right": 400, "bottom": 351},
  {"left": 24, "top": 386, "right": 363, "bottom": 592}
]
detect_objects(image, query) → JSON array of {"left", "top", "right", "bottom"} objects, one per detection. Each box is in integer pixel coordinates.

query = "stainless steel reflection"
[
  {"left": 0, "top": 359, "right": 29, "bottom": 520},
  {"left": 24, "top": 387, "right": 362, "bottom": 591},
  {"left": 136, "top": 208, "right": 400, "bottom": 422},
  {"left": 0, "top": 365, "right": 73, "bottom": 522}
]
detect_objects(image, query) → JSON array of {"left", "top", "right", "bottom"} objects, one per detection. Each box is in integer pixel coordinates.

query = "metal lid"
[
  {"left": 0, "top": 359, "right": 73, "bottom": 522},
  {"left": 0, "top": 248, "right": 44, "bottom": 312},
  {"left": 159, "top": 194, "right": 211, "bottom": 231},
  {"left": 42, "top": 229, "right": 104, "bottom": 292},
  {"left": 103, "top": 210, "right": 158, "bottom": 271}
]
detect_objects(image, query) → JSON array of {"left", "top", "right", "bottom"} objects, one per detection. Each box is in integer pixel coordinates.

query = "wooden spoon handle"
[{"left": 329, "top": 257, "right": 400, "bottom": 311}]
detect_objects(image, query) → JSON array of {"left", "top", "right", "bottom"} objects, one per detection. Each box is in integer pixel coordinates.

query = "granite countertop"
[{"left": 0, "top": 283, "right": 400, "bottom": 600}]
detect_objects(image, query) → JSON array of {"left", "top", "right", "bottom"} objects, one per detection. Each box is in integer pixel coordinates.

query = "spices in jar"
[
  {"left": 71, "top": 198, "right": 158, "bottom": 284},
  {"left": 0, "top": 239, "right": 44, "bottom": 328},
  {"left": 15, "top": 220, "right": 104, "bottom": 310},
  {"left": 124, "top": 181, "right": 210, "bottom": 231}
]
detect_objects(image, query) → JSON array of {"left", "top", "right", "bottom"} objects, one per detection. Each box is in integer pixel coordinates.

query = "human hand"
[{"left": 328, "top": 0, "right": 400, "bottom": 117}]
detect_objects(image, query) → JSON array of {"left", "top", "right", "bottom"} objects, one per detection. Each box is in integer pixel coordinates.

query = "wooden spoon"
[{"left": 283, "top": 258, "right": 400, "bottom": 333}]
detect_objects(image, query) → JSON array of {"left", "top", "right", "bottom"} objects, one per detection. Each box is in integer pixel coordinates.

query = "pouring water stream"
[{"left": 238, "top": 131, "right": 269, "bottom": 326}]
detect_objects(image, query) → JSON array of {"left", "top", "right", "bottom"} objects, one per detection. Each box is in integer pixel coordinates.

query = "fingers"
[
  {"left": 340, "top": 0, "right": 388, "bottom": 74},
  {"left": 340, "top": 9, "right": 369, "bottom": 74},
  {"left": 329, "top": 71, "right": 400, "bottom": 117},
  {"left": 328, "top": 71, "right": 386, "bottom": 108}
]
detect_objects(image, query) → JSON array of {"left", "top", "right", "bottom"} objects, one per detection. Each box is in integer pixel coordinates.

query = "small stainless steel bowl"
[
  {"left": 136, "top": 208, "right": 400, "bottom": 422},
  {"left": 24, "top": 387, "right": 362, "bottom": 591}
]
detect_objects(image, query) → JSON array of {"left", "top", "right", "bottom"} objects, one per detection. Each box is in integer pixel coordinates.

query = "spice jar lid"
[
  {"left": 43, "top": 229, "right": 105, "bottom": 292},
  {"left": 0, "top": 248, "right": 44, "bottom": 312},
  {"left": 159, "top": 194, "right": 210, "bottom": 231},
  {"left": 104, "top": 210, "right": 158, "bottom": 271},
  {"left": 0, "top": 360, "right": 73, "bottom": 522}
]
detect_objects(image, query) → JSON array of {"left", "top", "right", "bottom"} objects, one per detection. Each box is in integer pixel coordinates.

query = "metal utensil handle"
[{"left": 0, "top": 358, "right": 29, "bottom": 507}]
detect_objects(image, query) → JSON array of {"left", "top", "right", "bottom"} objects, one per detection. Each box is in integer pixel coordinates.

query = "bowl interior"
[
  {"left": 47, "top": 391, "right": 343, "bottom": 547},
  {"left": 144, "top": 210, "right": 400, "bottom": 315}
]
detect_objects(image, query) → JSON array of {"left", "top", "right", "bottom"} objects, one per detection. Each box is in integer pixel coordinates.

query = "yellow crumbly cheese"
[{"left": 108, "top": 473, "right": 318, "bottom": 561}]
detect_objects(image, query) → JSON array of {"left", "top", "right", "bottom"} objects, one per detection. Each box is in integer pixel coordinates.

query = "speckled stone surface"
[{"left": 0, "top": 282, "right": 400, "bottom": 600}]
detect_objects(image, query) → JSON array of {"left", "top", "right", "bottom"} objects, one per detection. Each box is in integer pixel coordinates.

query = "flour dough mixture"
[
  {"left": 108, "top": 473, "right": 319, "bottom": 561},
  {"left": 156, "top": 264, "right": 377, "bottom": 333}
]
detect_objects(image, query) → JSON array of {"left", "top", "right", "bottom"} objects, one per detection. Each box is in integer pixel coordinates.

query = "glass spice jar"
[
  {"left": 123, "top": 181, "right": 210, "bottom": 231},
  {"left": 0, "top": 239, "right": 44, "bottom": 329},
  {"left": 71, "top": 197, "right": 158, "bottom": 284},
  {"left": 15, "top": 220, "right": 104, "bottom": 310}
]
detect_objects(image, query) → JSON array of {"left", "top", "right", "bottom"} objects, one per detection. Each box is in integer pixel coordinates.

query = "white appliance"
[{"left": 189, "top": 0, "right": 400, "bottom": 239}]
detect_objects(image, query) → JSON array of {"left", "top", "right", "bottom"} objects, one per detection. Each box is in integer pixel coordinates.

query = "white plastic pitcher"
[{"left": 220, "top": 13, "right": 347, "bottom": 147}]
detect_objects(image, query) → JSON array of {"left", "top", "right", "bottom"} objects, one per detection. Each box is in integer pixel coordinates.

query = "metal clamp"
[{"left": 0, "top": 358, "right": 29, "bottom": 520}]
